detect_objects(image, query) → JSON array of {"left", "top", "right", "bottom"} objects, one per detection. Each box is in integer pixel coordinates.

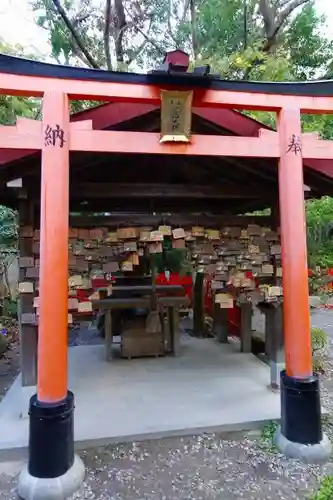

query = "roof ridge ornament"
[{"left": 151, "top": 49, "right": 215, "bottom": 78}]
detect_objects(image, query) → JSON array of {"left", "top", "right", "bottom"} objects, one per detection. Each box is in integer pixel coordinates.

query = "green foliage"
[
  {"left": 4, "top": 299, "right": 18, "bottom": 318},
  {"left": 311, "top": 327, "right": 328, "bottom": 373},
  {"left": 308, "top": 273, "right": 333, "bottom": 296},
  {"left": 311, "top": 327, "right": 328, "bottom": 356},
  {"left": 261, "top": 421, "right": 278, "bottom": 441},
  {"left": 0, "top": 39, "right": 41, "bottom": 124},
  {"left": 28, "top": 0, "right": 333, "bottom": 86},
  {"left": 306, "top": 197, "right": 333, "bottom": 268},
  {"left": 0, "top": 95, "right": 39, "bottom": 126},
  {"left": 310, "top": 476, "right": 333, "bottom": 500},
  {"left": 302, "top": 114, "right": 333, "bottom": 140},
  {"left": 196, "top": 0, "right": 250, "bottom": 60},
  {"left": 0, "top": 206, "right": 18, "bottom": 251},
  {"left": 245, "top": 208, "right": 271, "bottom": 216},
  {"left": 260, "top": 421, "right": 278, "bottom": 452},
  {"left": 0, "top": 207, "right": 18, "bottom": 302},
  {"left": 286, "top": 3, "right": 333, "bottom": 81},
  {"left": 70, "top": 100, "right": 102, "bottom": 114}
]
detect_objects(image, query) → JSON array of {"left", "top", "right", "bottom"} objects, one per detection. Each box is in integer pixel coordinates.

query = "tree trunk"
[{"left": 190, "top": 0, "right": 198, "bottom": 60}]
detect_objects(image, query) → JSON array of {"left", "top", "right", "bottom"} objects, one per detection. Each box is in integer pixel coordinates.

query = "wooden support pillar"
[
  {"left": 193, "top": 272, "right": 205, "bottom": 337},
  {"left": 169, "top": 306, "right": 181, "bottom": 357},
  {"left": 239, "top": 302, "right": 252, "bottom": 353},
  {"left": 278, "top": 108, "right": 312, "bottom": 379},
  {"left": 37, "top": 91, "right": 70, "bottom": 403},
  {"left": 18, "top": 196, "right": 38, "bottom": 387},
  {"left": 270, "top": 201, "right": 280, "bottom": 231},
  {"left": 18, "top": 92, "right": 85, "bottom": 497},
  {"left": 258, "top": 302, "right": 284, "bottom": 389},
  {"left": 213, "top": 302, "right": 228, "bottom": 343},
  {"left": 104, "top": 310, "right": 113, "bottom": 361},
  {"left": 274, "top": 108, "right": 329, "bottom": 459}
]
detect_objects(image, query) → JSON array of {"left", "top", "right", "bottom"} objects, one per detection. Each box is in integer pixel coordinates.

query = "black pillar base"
[
  {"left": 28, "top": 391, "right": 74, "bottom": 479},
  {"left": 280, "top": 370, "right": 322, "bottom": 445}
]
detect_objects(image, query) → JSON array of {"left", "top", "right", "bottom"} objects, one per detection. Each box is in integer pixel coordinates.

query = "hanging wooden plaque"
[
  {"left": 158, "top": 225, "right": 172, "bottom": 236},
  {"left": 206, "top": 229, "right": 220, "bottom": 241},
  {"left": 19, "top": 282, "right": 34, "bottom": 294},
  {"left": 160, "top": 90, "right": 193, "bottom": 143},
  {"left": 172, "top": 228, "right": 186, "bottom": 239},
  {"left": 78, "top": 301, "right": 93, "bottom": 313}
]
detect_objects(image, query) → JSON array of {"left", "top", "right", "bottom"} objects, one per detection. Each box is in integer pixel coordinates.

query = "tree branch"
[
  {"left": 279, "top": 0, "right": 296, "bottom": 7},
  {"left": 168, "top": 0, "right": 177, "bottom": 44},
  {"left": 127, "top": 39, "right": 147, "bottom": 65},
  {"left": 67, "top": 35, "right": 95, "bottom": 67},
  {"left": 259, "top": 0, "right": 275, "bottom": 39},
  {"left": 275, "top": 0, "right": 311, "bottom": 35},
  {"left": 73, "top": 13, "right": 91, "bottom": 27},
  {"left": 190, "top": 0, "right": 198, "bottom": 60},
  {"left": 126, "top": 22, "right": 151, "bottom": 66},
  {"left": 51, "top": 0, "right": 100, "bottom": 68},
  {"left": 259, "top": 0, "right": 310, "bottom": 50},
  {"left": 181, "top": 0, "right": 191, "bottom": 23},
  {"left": 125, "top": 16, "right": 154, "bottom": 65},
  {"left": 113, "top": 0, "right": 127, "bottom": 63},
  {"left": 134, "top": 25, "right": 165, "bottom": 55},
  {"left": 104, "top": 0, "right": 112, "bottom": 70},
  {"left": 123, "top": 4, "right": 165, "bottom": 56},
  {"left": 244, "top": 0, "right": 311, "bottom": 79}
]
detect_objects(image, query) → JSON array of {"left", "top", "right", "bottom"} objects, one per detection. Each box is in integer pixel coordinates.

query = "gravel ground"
[
  {"left": 2, "top": 430, "right": 333, "bottom": 500},
  {"left": 1, "top": 310, "right": 333, "bottom": 499}
]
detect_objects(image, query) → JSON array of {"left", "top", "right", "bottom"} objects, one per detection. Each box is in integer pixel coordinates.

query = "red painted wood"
[
  {"left": 37, "top": 91, "right": 70, "bottom": 403},
  {"left": 278, "top": 107, "right": 312, "bottom": 379},
  {"left": 163, "top": 50, "right": 190, "bottom": 70},
  {"left": 0, "top": 102, "right": 157, "bottom": 165},
  {"left": 0, "top": 100, "right": 332, "bottom": 180}
]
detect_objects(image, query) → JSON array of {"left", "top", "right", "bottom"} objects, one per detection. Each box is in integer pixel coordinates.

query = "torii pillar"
[
  {"left": 18, "top": 92, "right": 85, "bottom": 499},
  {"left": 275, "top": 107, "right": 331, "bottom": 462}
]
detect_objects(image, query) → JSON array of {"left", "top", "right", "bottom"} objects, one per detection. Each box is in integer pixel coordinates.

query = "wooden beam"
[
  {"left": 2, "top": 118, "right": 333, "bottom": 162},
  {"left": 65, "top": 213, "right": 274, "bottom": 229},
  {"left": 1, "top": 104, "right": 332, "bottom": 187},
  {"left": 0, "top": 103, "right": 158, "bottom": 166},
  {"left": 69, "top": 130, "right": 279, "bottom": 157},
  {"left": 28, "top": 196, "right": 269, "bottom": 216},
  {"left": 0, "top": 120, "right": 41, "bottom": 150},
  {"left": 2, "top": 71, "right": 333, "bottom": 113},
  {"left": 67, "top": 183, "right": 272, "bottom": 199},
  {"left": 303, "top": 139, "right": 333, "bottom": 161},
  {"left": 0, "top": 124, "right": 279, "bottom": 157}
]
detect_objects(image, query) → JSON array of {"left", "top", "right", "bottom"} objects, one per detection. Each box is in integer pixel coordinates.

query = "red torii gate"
[{"left": 0, "top": 53, "right": 332, "bottom": 498}]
